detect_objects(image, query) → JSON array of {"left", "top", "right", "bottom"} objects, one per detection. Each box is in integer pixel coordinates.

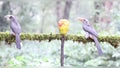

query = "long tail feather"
[
  {"left": 15, "top": 34, "right": 21, "bottom": 49},
  {"left": 93, "top": 36, "right": 103, "bottom": 55}
]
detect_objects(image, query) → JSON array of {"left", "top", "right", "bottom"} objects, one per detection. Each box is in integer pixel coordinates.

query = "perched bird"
[
  {"left": 5, "top": 15, "right": 21, "bottom": 49},
  {"left": 78, "top": 17, "right": 103, "bottom": 55},
  {"left": 58, "top": 19, "right": 69, "bottom": 66}
]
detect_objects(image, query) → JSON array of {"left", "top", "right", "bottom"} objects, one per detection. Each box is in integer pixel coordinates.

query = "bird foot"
[
  {"left": 85, "top": 34, "right": 89, "bottom": 39},
  {"left": 89, "top": 35, "right": 93, "bottom": 39},
  {"left": 85, "top": 32, "right": 90, "bottom": 39},
  {"left": 10, "top": 32, "right": 15, "bottom": 36}
]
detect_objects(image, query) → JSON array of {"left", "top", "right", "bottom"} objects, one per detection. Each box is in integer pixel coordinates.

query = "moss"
[{"left": 0, "top": 32, "right": 120, "bottom": 48}]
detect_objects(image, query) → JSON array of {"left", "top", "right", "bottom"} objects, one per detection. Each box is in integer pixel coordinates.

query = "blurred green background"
[{"left": 0, "top": 0, "right": 120, "bottom": 67}]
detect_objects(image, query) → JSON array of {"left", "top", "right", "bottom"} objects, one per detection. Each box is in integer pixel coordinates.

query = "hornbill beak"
[
  {"left": 4, "top": 15, "right": 12, "bottom": 21},
  {"left": 77, "top": 17, "right": 84, "bottom": 22}
]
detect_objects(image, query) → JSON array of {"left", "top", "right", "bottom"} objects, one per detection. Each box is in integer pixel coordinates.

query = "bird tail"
[
  {"left": 15, "top": 34, "right": 21, "bottom": 49},
  {"left": 93, "top": 36, "right": 103, "bottom": 55}
]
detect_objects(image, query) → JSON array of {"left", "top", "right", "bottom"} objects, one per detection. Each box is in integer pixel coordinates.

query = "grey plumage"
[
  {"left": 15, "top": 34, "right": 21, "bottom": 49},
  {"left": 92, "top": 35, "right": 103, "bottom": 55},
  {"left": 6, "top": 15, "right": 21, "bottom": 49},
  {"left": 79, "top": 18, "right": 103, "bottom": 55},
  {"left": 82, "top": 20, "right": 98, "bottom": 37}
]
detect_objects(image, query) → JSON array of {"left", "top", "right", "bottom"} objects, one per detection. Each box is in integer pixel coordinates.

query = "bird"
[
  {"left": 58, "top": 19, "right": 69, "bottom": 66},
  {"left": 4, "top": 15, "right": 21, "bottom": 49},
  {"left": 78, "top": 17, "right": 103, "bottom": 55}
]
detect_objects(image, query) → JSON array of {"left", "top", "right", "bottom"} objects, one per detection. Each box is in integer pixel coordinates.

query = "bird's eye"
[
  {"left": 9, "top": 16, "right": 13, "bottom": 19},
  {"left": 83, "top": 19, "right": 85, "bottom": 22}
]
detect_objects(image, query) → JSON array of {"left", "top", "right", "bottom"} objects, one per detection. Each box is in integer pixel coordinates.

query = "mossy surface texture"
[{"left": 0, "top": 32, "right": 120, "bottom": 48}]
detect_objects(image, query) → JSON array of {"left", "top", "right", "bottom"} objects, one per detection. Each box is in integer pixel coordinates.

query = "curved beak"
[
  {"left": 4, "top": 15, "right": 11, "bottom": 21},
  {"left": 4, "top": 15, "right": 11, "bottom": 18},
  {"left": 77, "top": 17, "right": 84, "bottom": 22}
]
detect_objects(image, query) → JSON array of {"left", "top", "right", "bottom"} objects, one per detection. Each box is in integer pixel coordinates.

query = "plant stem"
[{"left": 61, "top": 35, "right": 65, "bottom": 66}]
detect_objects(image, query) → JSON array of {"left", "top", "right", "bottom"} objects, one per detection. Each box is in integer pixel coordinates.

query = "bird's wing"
[
  {"left": 10, "top": 23, "right": 16, "bottom": 33},
  {"left": 10, "top": 22, "right": 21, "bottom": 34},
  {"left": 83, "top": 24, "right": 98, "bottom": 37}
]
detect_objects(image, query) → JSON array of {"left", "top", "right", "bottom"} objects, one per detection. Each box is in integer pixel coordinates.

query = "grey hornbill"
[
  {"left": 5, "top": 15, "right": 21, "bottom": 49},
  {"left": 78, "top": 17, "right": 103, "bottom": 55}
]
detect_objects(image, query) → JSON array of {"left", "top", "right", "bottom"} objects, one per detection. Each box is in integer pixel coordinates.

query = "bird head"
[
  {"left": 58, "top": 19, "right": 69, "bottom": 28},
  {"left": 4, "top": 15, "right": 15, "bottom": 21},
  {"left": 78, "top": 17, "right": 89, "bottom": 23}
]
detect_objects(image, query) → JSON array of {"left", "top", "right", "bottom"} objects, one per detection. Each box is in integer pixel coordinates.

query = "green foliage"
[
  {"left": 0, "top": 0, "right": 120, "bottom": 67},
  {"left": 0, "top": 40, "right": 120, "bottom": 67}
]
